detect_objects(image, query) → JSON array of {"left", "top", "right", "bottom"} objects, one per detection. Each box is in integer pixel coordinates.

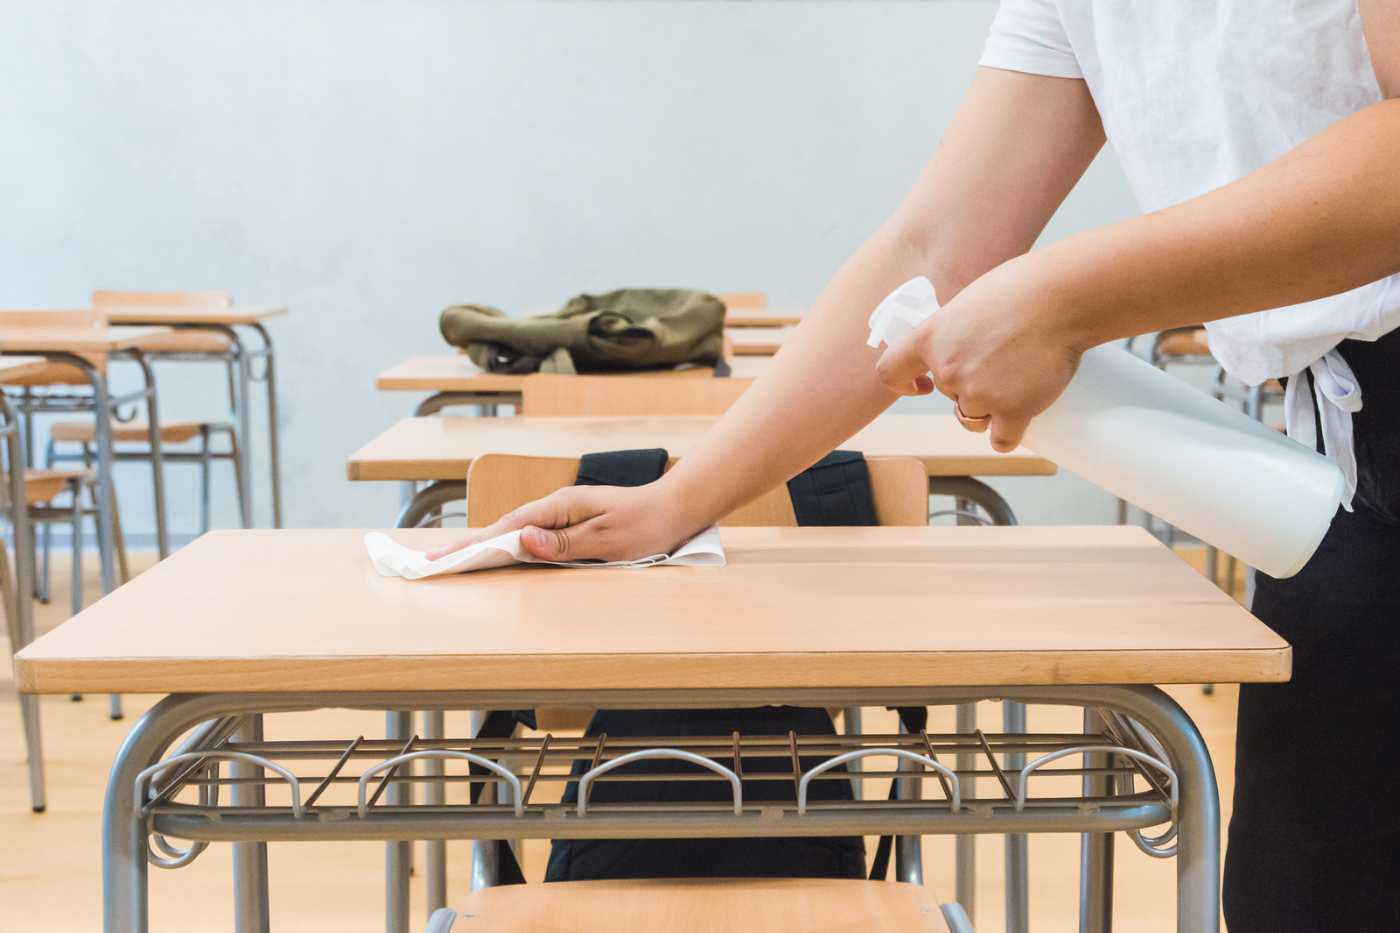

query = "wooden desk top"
[
  {"left": 14, "top": 526, "right": 1289, "bottom": 694},
  {"left": 0, "top": 325, "right": 174, "bottom": 353},
  {"left": 375, "top": 355, "right": 723, "bottom": 394},
  {"left": 726, "top": 308, "right": 804, "bottom": 328},
  {"left": 104, "top": 305, "right": 287, "bottom": 326},
  {"left": 726, "top": 327, "right": 791, "bottom": 356},
  {"left": 376, "top": 355, "right": 533, "bottom": 393},
  {"left": 725, "top": 356, "right": 773, "bottom": 378},
  {"left": 0, "top": 356, "right": 51, "bottom": 382},
  {"left": 345, "top": 414, "right": 1057, "bottom": 482}
]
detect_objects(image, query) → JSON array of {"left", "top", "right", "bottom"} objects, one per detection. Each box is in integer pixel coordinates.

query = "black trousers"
[{"left": 1223, "top": 333, "right": 1400, "bottom": 931}]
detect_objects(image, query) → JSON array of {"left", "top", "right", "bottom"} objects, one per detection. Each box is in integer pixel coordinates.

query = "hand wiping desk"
[{"left": 364, "top": 526, "right": 725, "bottom": 580}]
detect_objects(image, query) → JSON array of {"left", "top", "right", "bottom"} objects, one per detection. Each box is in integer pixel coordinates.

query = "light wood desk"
[
  {"left": 0, "top": 324, "right": 176, "bottom": 578},
  {"left": 17, "top": 525, "right": 1281, "bottom": 932},
  {"left": 726, "top": 326, "right": 792, "bottom": 356},
  {"left": 348, "top": 414, "right": 1056, "bottom": 483},
  {"left": 103, "top": 305, "right": 287, "bottom": 527},
  {"left": 104, "top": 304, "right": 287, "bottom": 327},
  {"left": 376, "top": 354, "right": 722, "bottom": 417},
  {"left": 15, "top": 526, "right": 1286, "bottom": 693},
  {"left": 725, "top": 355, "right": 773, "bottom": 378},
  {"left": 455, "top": 877, "right": 950, "bottom": 932},
  {"left": 348, "top": 413, "right": 1056, "bottom": 530},
  {"left": 0, "top": 324, "right": 170, "bottom": 354},
  {"left": 726, "top": 308, "right": 804, "bottom": 328},
  {"left": 0, "top": 355, "right": 52, "bottom": 382}
]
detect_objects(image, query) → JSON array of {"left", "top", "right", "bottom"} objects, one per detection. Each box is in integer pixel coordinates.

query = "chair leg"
[
  {"left": 81, "top": 458, "right": 126, "bottom": 720},
  {"left": 69, "top": 482, "right": 83, "bottom": 619},
  {"left": 228, "top": 428, "right": 250, "bottom": 529},
  {"left": 199, "top": 427, "right": 212, "bottom": 535},
  {"left": 106, "top": 484, "right": 126, "bottom": 721},
  {"left": 36, "top": 439, "right": 55, "bottom": 605},
  {"left": 37, "top": 521, "right": 51, "bottom": 605},
  {"left": 1, "top": 501, "right": 46, "bottom": 806},
  {"left": 0, "top": 520, "right": 45, "bottom": 811},
  {"left": 90, "top": 447, "right": 131, "bottom": 587}
]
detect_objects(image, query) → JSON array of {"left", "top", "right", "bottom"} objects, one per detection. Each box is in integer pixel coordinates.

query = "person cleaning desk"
[{"left": 434, "top": 2, "right": 1400, "bottom": 926}]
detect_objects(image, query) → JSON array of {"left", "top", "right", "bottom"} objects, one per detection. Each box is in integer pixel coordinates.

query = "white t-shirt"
[{"left": 980, "top": 0, "right": 1398, "bottom": 505}]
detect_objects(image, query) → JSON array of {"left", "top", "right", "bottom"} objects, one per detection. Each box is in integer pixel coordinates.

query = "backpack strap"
[
  {"left": 575, "top": 449, "right": 669, "bottom": 488},
  {"left": 786, "top": 450, "right": 878, "bottom": 526}
]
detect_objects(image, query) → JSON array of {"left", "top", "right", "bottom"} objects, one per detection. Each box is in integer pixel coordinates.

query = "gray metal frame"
[
  {"left": 4, "top": 349, "right": 172, "bottom": 723},
  {"left": 102, "top": 320, "right": 284, "bottom": 528},
  {"left": 0, "top": 393, "right": 43, "bottom": 810},
  {"left": 100, "top": 684, "right": 1219, "bottom": 933},
  {"left": 46, "top": 421, "right": 250, "bottom": 534}
]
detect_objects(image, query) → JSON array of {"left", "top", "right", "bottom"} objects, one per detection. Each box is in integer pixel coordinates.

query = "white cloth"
[
  {"left": 979, "top": 0, "right": 1398, "bottom": 507},
  {"left": 364, "top": 526, "right": 726, "bottom": 580}
]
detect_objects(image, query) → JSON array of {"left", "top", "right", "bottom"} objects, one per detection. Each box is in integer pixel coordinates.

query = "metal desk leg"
[
  {"left": 1003, "top": 700, "right": 1029, "bottom": 933},
  {"left": 467, "top": 709, "right": 501, "bottom": 892},
  {"left": 400, "top": 393, "right": 514, "bottom": 514},
  {"left": 1080, "top": 708, "right": 1114, "bottom": 932},
  {"left": 232, "top": 715, "right": 271, "bottom": 933},
  {"left": 397, "top": 481, "right": 468, "bottom": 531},
  {"left": 938, "top": 476, "right": 1030, "bottom": 933},
  {"left": 386, "top": 710, "right": 413, "bottom": 933},
  {"left": 231, "top": 334, "right": 256, "bottom": 527},
  {"left": 841, "top": 705, "right": 862, "bottom": 800},
  {"left": 57, "top": 353, "right": 118, "bottom": 721},
  {"left": 895, "top": 717, "right": 924, "bottom": 884},
  {"left": 64, "top": 357, "right": 119, "bottom": 596},
  {"left": 2, "top": 400, "right": 44, "bottom": 811},
  {"left": 250, "top": 324, "right": 282, "bottom": 528},
  {"left": 392, "top": 490, "right": 466, "bottom": 922},
  {"left": 955, "top": 702, "right": 977, "bottom": 919},
  {"left": 422, "top": 710, "right": 448, "bottom": 914},
  {"left": 129, "top": 352, "right": 169, "bottom": 558}
]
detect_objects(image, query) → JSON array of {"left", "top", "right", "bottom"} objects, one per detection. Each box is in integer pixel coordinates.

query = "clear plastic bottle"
[{"left": 868, "top": 277, "right": 1344, "bottom": 578}]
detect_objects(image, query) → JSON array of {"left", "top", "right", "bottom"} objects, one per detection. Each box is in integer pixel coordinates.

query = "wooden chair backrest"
[
  {"left": 92, "top": 289, "right": 232, "bottom": 308},
  {"left": 0, "top": 309, "right": 105, "bottom": 384},
  {"left": 466, "top": 454, "right": 928, "bottom": 528},
  {"left": 466, "top": 452, "right": 927, "bottom": 730},
  {"left": 716, "top": 291, "right": 767, "bottom": 310},
  {"left": 521, "top": 374, "right": 754, "bottom": 417}
]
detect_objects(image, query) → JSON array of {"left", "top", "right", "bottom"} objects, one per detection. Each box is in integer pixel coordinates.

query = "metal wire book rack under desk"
[{"left": 136, "top": 712, "right": 1180, "bottom": 865}]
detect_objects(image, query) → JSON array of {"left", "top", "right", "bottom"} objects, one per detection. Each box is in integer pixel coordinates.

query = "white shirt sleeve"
[{"left": 979, "top": 0, "right": 1083, "bottom": 80}]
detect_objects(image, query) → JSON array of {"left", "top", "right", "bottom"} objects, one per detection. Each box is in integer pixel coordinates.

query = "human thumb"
[{"left": 520, "top": 525, "right": 573, "bottom": 561}]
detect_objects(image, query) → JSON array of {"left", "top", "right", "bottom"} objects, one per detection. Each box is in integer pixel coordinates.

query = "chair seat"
[
  {"left": 1155, "top": 327, "right": 1212, "bottom": 358},
  {"left": 2, "top": 360, "right": 101, "bottom": 387},
  {"left": 50, "top": 419, "right": 213, "bottom": 445},
  {"left": 22, "top": 468, "right": 90, "bottom": 505},
  {"left": 452, "top": 878, "right": 953, "bottom": 932},
  {"left": 134, "top": 330, "right": 234, "bottom": 355}
]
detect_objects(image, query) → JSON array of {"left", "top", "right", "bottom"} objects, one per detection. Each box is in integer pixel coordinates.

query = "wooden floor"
[{"left": 1, "top": 551, "right": 1245, "bottom": 932}]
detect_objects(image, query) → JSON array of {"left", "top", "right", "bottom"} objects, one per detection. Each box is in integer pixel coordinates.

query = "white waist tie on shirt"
[{"left": 1284, "top": 351, "right": 1363, "bottom": 511}]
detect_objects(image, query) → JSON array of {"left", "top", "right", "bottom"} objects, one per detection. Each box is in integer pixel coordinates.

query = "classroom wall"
[{"left": 0, "top": 0, "right": 1138, "bottom": 541}]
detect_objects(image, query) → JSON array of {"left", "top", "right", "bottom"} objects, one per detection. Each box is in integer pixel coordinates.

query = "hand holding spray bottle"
[{"left": 868, "top": 277, "right": 1344, "bottom": 578}]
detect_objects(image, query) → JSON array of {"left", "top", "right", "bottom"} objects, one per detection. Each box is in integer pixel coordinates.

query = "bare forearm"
[
  {"left": 655, "top": 226, "right": 930, "bottom": 523},
  {"left": 1052, "top": 100, "right": 1400, "bottom": 348},
  {"left": 655, "top": 68, "right": 1105, "bottom": 529}
]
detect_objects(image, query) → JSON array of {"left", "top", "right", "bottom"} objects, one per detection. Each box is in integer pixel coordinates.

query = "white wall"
[{"left": 0, "top": 0, "right": 1138, "bottom": 539}]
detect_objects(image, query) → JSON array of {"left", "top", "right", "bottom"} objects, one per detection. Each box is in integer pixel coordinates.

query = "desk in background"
[
  {"left": 346, "top": 413, "right": 1056, "bottom": 528},
  {"left": 104, "top": 305, "right": 287, "bottom": 527}
]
